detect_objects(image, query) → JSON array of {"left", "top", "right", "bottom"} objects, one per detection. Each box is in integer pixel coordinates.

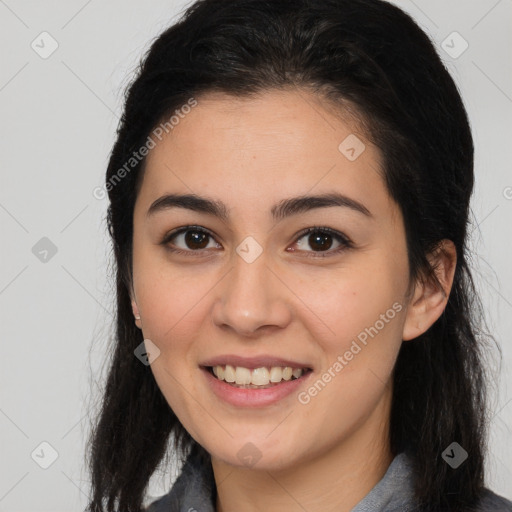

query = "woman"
[{"left": 85, "top": 0, "right": 512, "bottom": 510}]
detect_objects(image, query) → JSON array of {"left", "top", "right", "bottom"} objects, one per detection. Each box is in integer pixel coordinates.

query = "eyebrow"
[{"left": 146, "top": 192, "right": 372, "bottom": 222}]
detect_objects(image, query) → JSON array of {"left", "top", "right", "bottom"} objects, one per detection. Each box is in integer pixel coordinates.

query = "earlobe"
[
  {"left": 131, "top": 298, "right": 142, "bottom": 329},
  {"left": 402, "top": 239, "right": 457, "bottom": 341}
]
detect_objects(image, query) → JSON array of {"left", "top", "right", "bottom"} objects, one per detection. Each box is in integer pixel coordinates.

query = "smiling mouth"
[{"left": 206, "top": 364, "right": 313, "bottom": 389}]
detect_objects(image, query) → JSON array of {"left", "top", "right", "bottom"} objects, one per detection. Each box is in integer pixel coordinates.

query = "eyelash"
[{"left": 161, "top": 225, "right": 354, "bottom": 259}]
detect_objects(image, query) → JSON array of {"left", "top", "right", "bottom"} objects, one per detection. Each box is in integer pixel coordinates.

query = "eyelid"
[
  {"left": 161, "top": 225, "right": 215, "bottom": 244},
  {"left": 290, "top": 226, "right": 354, "bottom": 258},
  {"left": 161, "top": 225, "right": 354, "bottom": 257},
  {"left": 160, "top": 225, "right": 220, "bottom": 255}
]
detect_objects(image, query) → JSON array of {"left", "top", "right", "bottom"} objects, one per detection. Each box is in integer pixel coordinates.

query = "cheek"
[
  {"left": 136, "top": 273, "right": 212, "bottom": 352},
  {"left": 294, "top": 271, "right": 404, "bottom": 432},
  {"left": 292, "top": 259, "right": 406, "bottom": 349},
  {"left": 290, "top": 258, "right": 407, "bottom": 416},
  {"left": 132, "top": 239, "right": 217, "bottom": 343},
  {"left": 133, "top": 262, "right": 217, "bottom": 438}
]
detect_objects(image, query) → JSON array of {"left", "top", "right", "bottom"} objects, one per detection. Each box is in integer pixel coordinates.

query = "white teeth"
[
  {"left": 224, "top": 364, "right": 236, "bottom": 383},
  {"left": 269, "top": 366, "right": 283, "bottom": 382},
  {"left": 210, "top": 365, "right": 308, "bottom": 386},
  {"left": 282, "top": 367, "right": 293, "bottom": 381},
  {"left": 235, "top": 366, "right": 252, "bottom": 385},
  {"left": 251, "top": 367, "right": 269, "bottom": 385},
  {"left": 292, "top": 368, "right": 303, "bottom": 379}
]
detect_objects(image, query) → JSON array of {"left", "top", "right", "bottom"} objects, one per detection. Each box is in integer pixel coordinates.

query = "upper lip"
[{"left": 200, "top": 354, "right": 313, "bottom": 370}]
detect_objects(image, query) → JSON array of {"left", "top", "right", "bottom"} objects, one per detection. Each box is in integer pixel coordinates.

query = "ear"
[
  {"left": 402, "top": 239, "right": 457, "bottom": 341},
  {"left": 130, "top": 296, "right": 142, "bottom": 330}
]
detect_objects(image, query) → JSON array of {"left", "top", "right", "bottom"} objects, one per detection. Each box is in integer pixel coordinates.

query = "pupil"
[
  {"left": 185, "top": 230, "right": 208, "bottom": 249},
  {"left": 310, "top": 232, "right": 332, "bottom": 251}
]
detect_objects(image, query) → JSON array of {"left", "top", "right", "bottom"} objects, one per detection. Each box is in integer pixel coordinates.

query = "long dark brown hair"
[{"left": 85, "top": 0, "right": 499, "bottom": 510}]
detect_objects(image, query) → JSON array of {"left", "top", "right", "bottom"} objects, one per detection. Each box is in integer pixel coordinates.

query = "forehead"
[{"left": 136, "top": 89, "right": 396, "bottom": 225}]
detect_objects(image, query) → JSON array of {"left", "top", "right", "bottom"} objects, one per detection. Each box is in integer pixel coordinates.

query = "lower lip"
[{"left": 201, "top": 367, "right": 312, "bottom": 408}]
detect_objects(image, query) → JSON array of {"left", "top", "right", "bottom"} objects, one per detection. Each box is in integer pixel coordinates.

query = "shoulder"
[
  {"left": 471, "top": 489, "right": 512, "bottom": 511},
  {"left": 143, "top": 448, "right": 215, "bottom": 512},
  {"left": 403, "top": 488, "right": 512, "bottom": 512}
]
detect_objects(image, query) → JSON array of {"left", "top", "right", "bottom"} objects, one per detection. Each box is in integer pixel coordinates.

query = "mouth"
[
  {"left": 203, "top": 364, "right": 313, "bottom": 389},
  {"left": 200, "top": 356, "right": 315, "bottom": 407}
]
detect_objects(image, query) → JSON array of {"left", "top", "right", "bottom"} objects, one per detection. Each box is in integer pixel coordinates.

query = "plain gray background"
[{"left": 0, "top": 0, "right": 511, "bottom": 510}]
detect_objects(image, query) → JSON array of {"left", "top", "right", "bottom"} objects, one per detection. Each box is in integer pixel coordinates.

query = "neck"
[{"left": 212, "top": 390, "right": 393, "bottom": 512}]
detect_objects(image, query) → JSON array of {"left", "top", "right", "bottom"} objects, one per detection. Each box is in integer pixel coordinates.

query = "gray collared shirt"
[{"left": 146, "top": 451, "right": 512, "bottom": 512}]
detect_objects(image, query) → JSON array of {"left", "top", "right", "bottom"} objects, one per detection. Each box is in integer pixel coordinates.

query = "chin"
[{"left": 206, "top": 435, "right": 301, "bottom": 472}]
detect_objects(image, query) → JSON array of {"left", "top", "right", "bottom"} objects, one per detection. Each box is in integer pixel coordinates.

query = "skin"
[{"left": 130, "top": 88, "right": 456, "bottom": 512}]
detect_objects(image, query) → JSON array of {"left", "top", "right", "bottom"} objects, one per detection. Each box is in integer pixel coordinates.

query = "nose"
[{"left": 211, "top": 251, "right": 292, "bottom": 338}]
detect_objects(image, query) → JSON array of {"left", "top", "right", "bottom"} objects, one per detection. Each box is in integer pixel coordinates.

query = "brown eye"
[
  {"left": 163, "top": 226, "right": 220, "bottom": 254},
  {"left": 291, "top": 227, "right": 353, "bottom": 257},
  {"left": 307, "top": 232, "right": 334, "bottom": 251},
  {"left": 183, "top": 229, "right": 210, "bottom": 249}
]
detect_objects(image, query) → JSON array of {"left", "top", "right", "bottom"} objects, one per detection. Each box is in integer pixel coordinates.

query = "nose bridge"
[{"left": 212, "top": 244, "right": 291, "bottom": 336}]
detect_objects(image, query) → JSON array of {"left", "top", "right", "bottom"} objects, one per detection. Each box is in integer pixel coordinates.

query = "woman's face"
[{"left": 131, "top": 89, "right": 414, "bottom": 471}]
